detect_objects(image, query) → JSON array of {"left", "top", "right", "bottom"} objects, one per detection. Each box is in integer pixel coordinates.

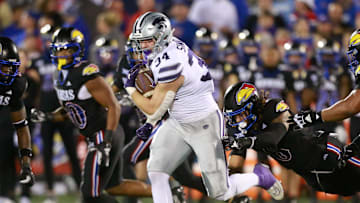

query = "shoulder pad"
[
  {"left": 82, "top": 64, "right": 99, "bottom": 76},
  {"left": 275, "top": 100, "right": 289, "bottom": 113}
]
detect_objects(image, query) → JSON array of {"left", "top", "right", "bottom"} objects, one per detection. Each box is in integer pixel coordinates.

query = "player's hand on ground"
[
  {"left": 30, "top": 108, "right": 47, "bottom": 123},
  {"left": 92, "top": 142, "right": 111, "bottom": 167},
  {"left": 136, "top": 123, "right": 153, "bottom": 141},
  {"left": 19, "top": 163, "right": 35, "bottom": 186},
  {"left": 287, "top": 110, "right": 322, "bottom": 130}
]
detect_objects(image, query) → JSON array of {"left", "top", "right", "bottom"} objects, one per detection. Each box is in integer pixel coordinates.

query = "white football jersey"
[{"left": 150, "top": 37, "right": 219, "bottom": 123}]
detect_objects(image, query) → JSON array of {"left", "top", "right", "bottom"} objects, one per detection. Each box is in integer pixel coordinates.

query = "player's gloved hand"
[
  {"left": 30, "top": 108, "right": 52, "bottom": 123},
  {"left": 115, "top": 91, "right": 134, "bottom": 106},
  {"left": 124, "top": 66, "right": 140, "bottom": 95},
  {"left": 19, "top": 163, "right": 35, "bottom": 186},
  {"left": 136, "top": 123, "right": 153, "bottom": 141},
  {"left": 233, "top": 137, "right": 256, "bottom": 151},
  {"left": 93, "top": 142, "right": 111, "bottom": 167},
  {"left": 287, "top": 110, "right": 323, "bottom": 130},
  {"left": 90, "top": 130, "right": 113, "bottom": 167},
  {"left": 342, "top": 135, "right": 360, "bottom": 160},
  {"left": 221, "top": 135, "right": 236, "bottom": 150}
]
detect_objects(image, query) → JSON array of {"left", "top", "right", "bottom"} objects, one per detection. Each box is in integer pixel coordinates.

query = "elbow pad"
[
  {"left": 146, "top": 91, "right": 176, "bottom": 125},
  {"left": 253, "top": 123, "right": 287, "bottom": 153}
]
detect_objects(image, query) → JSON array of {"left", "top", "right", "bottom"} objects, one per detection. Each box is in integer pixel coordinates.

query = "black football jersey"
[
  {"left": 53, "top": 61, "right": 107, "bottom": 137},
  {"left": 0, "top": 76, "right": 27, "bottom": 112},
  {"left": 262, "top": 99, "right": 339, "bottom": 173}
]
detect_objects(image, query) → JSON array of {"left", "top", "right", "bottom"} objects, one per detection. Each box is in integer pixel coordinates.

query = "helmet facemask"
[
  {"left": 0, "top": 60, "right": 20, "bottom": 86},
  {"left": 223, "top": 82, "right": 263, "bottom": 138},
  {"left": 50, "top": 42, "right": 82, "bottom": 70},
  {"left": 224, "top": 102, "right": 258, "bottom": 138}
]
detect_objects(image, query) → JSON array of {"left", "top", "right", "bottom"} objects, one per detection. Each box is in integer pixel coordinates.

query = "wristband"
[
  {"left": 13, "top": 119, "right": 28, "bottom": 129},
  {"left": 19, "top": 148, "right": 33, "bottom": 158}
]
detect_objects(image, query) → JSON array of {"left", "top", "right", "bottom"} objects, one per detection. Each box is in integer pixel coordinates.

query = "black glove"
[
  {"left": 342, "top": 135, "right": 360, "bottom": 160},
  {"left": 30, "top": 108, "right": 52, "bottom": 123},
  {"left": 222, "top": 135, "right": 236, "bottom": 149},
  {"left": 90, "top": 130, "right": 113, "bottom": 167},
  {"left": 19, "top": 163, "right": 35, "bottom": 186},
  {"left": 287, "top": 110, "right": 323, "bottom": 130},
  {"left": 115, "top": 91, "right": 134, "bottom": 107},
  {"left": 136, "top": 123, "right": 153, "bottom": 141},
  {"left": 233, "top": 137, "right": 256, "bottom": 151}
]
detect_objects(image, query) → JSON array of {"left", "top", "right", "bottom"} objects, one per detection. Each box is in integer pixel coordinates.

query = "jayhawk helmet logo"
[
  {"left": 276, "top": 100, "right": 289, "bottom": 112},
  {"left": 236, "top": 83, "right": 257, "bottom": 105}
]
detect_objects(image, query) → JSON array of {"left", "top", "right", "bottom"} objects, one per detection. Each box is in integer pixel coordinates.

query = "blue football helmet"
[
  {"left": 50, "top": 27, "right": 85, "bottom": 70},
  {"left": 223, "top": 82, "right": 261, "bottom": 137},
  {"left": 0, "top": 37, "right": 20, "bottom": 86}
]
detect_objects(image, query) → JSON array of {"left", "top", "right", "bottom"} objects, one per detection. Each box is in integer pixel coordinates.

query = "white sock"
[
  {"left": 216, "top": 173, "right": 259, "bottom": 200},
  {"left": 148, "top": 171, "right": 173, "bottom": 203},
  {"left": 230, "top": 173, "right": 259, "bottom": 194}
]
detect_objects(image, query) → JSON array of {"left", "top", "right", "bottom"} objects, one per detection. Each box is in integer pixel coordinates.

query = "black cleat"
[{"left": 171, "top": 185, "right": 186, "bottom": 203}]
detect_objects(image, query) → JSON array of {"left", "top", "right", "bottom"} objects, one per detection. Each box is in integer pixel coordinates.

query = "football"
[{"left": 135, "top": 68, "right": 155, "bottom": 98}]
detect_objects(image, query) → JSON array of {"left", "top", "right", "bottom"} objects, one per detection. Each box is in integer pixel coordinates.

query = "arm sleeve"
[{"left": 253, "top": 123, "right": 287, "bottom": 154}]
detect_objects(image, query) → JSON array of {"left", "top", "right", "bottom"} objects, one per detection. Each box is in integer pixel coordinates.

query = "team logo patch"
[
  {"left": 275, "top": 100, "right": 289, "bottom": 112},
  {"left": 82, "top": 64, "right": 99, "bottom": 76},
  {"left": 236, "top": 83, "right": 256, "bottom": 105},
  {"left": 274, "top": 148, "right": 292, "bottom": 162},
  {"left": 71, "top": 29, "right": 84, "bottom": 43}
]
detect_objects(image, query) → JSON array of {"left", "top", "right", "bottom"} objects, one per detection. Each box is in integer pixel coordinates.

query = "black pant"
[
  {"left": 81, "top": 125, "right": 124, "bottom": 203},
  {"left": 300, "top": 136, "right": 360, "bottom": 196},
  {"left": 0, "top": 127, "right": 16, "bottom": 200},
  {"left": 41, "top": 120, "right": 81, "bottom": 190}
]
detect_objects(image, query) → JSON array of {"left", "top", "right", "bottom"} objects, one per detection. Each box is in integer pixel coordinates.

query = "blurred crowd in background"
[{"left": 1, "top": 0, "right": 360, "bottom": 202}]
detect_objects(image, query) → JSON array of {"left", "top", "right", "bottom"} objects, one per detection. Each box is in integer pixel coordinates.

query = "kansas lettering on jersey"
[
  {"left": 0, "top": 77, "right": 27, "bottom": 112},
  {"left": 53, "top": 61, "right": 107, "bottom": 137},
  {"left": 149, "top": 37, "right": 218, "bottom": 122}
]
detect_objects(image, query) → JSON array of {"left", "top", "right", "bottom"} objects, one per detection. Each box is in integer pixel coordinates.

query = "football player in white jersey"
[{"left": 124, "top": 11, "right": 284, "bottom": 202}]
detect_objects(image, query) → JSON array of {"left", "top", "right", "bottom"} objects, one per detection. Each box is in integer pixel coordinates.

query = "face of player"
[
  {"left": 55, "top": 48, "right": 74, "bottom": 65},
  {"left": 140, "top": 39, "right": 155, "bottom": 51},
  {"left": 234, "top": 110, "right": 250, "bottom": 124},
  {"left": 0, "top": 65, "right": 16, "bottom": 85},
  {"left": 0, "top": 65, "right": 11, "bottom": 75}
]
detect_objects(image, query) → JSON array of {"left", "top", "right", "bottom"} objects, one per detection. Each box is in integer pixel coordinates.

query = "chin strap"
[{"left": 145, "top": 91, "right": 176, "bottom": 125}]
